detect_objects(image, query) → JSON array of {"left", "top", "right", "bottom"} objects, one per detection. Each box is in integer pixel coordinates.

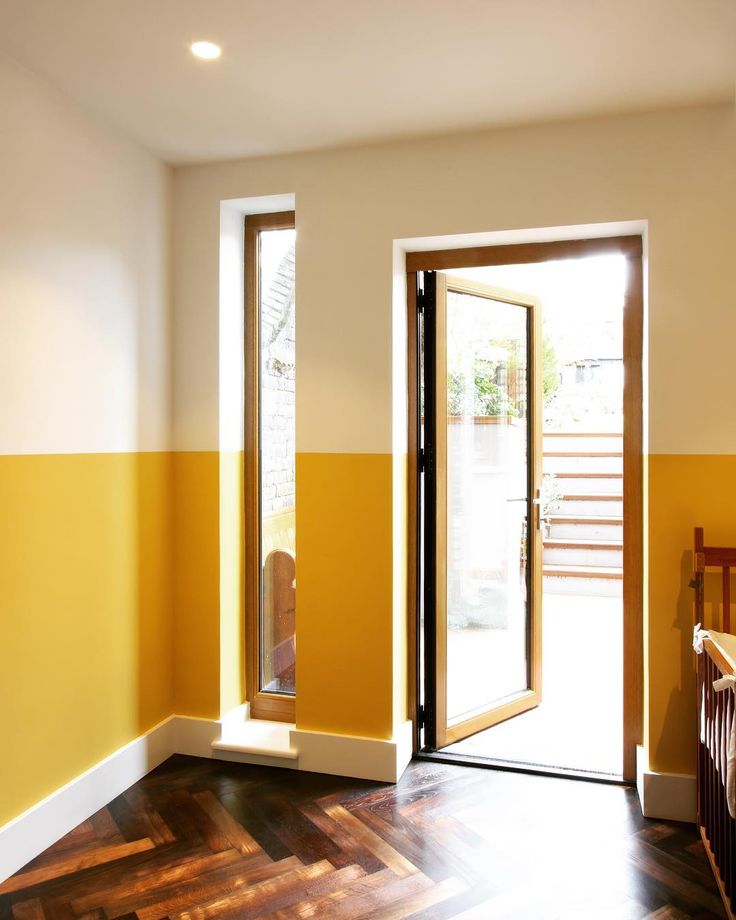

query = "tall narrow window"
[{"left": 245, "top": 212, "right": 296, "bottom": 721}]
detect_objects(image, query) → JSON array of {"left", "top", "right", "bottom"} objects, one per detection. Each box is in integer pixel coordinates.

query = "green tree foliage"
[
  {"left": 447, "top": 359, "right": 516, "bottom": 417},
  {"left": 542, "top": 334, "right": 560, "bottom": 404},
  {"left": 446, "top": 334, "right": 560, "bottom": 416}
]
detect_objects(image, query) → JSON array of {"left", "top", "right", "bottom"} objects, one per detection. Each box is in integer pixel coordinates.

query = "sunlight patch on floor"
[{"left": 442, "top": 592, "right": 622, "bottom": 776}]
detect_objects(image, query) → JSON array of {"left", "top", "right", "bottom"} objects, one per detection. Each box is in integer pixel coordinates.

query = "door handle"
[
  {"left": 507, "top": 495, "right": 542, "bottom": 529},
  {"left": 532, "top": 490, "right": 542, "bottom": 530}
]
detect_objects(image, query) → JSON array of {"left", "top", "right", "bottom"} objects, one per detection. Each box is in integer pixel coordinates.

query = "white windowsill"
[{"left": 212, "top": 705, "right": 298, "bottom": 760}]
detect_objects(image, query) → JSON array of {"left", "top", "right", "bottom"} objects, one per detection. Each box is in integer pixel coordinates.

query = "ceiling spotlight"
[{"left": 190, "top": 41, "right": 221, "bottom": 60}]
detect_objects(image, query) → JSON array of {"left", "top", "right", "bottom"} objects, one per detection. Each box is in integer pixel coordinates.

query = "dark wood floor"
[{"left": 0, "top": 755, "right": 726, "bottom": 919}]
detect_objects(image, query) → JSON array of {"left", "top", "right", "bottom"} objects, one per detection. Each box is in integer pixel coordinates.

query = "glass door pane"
[{"left": 446, "top": 288, "right": 530, "bottom": 722}]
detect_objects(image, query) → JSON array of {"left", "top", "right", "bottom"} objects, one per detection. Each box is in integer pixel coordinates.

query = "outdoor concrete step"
[
  {"left": 543, "top": 562, "right": 623, "bottom": 579},
  {"left": 558, "top": 495, "right": 623, "bottom": 516},
  {"left": 543, "top": 454, "right": 623, "bottom": 474},
  {"left": 559, "top": 492, "right": 622, "bottom": 500},
  {"left": 547, "top": 514, "right": 623, "bottom": 541},
  {"left": 549, "top": 472, "right": 623, "bottom": 494},
  {"left": 544, "top": 449, "right": 623, "bottom": 458},
  {"left": 543, "top": 540, "right": 623, "bottom": 567},
  {"left": 544, "top": 537, "right": 623, "bottom": 550},
  {"left": 543, "top": 433, "right": 622, "bottom": 455},
  {"left": 543, "top": 572, "right": 623, "bottom": 598}
]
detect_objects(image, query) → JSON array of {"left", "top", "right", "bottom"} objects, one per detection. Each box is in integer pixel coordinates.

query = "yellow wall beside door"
[{"left": 295, "top": 452, "right": 395, "bottom": 738}]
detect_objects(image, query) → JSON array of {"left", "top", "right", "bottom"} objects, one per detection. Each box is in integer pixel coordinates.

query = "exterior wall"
[
  {"left": 172, "top": 102, "right": 736, "bottom": 773},
  {"left": 0, "top": 52, "right": 172, "bottom": 826}
]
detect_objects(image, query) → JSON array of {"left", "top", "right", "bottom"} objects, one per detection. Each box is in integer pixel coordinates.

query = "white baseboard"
[
  {"left": 173, "top": 714, "right": 222, "bottom": 758},
  {"left": 0, "top": 714, "right": 414, "bottom": 884},
  {"left": 291, "top": 720, "right": 413, "bottom": 783},
  {"left": 0, "top": 716, "right": 175, "bottom": 883},
  {"left": 636, "top": 745, "right": 696, "bottom": 823}
]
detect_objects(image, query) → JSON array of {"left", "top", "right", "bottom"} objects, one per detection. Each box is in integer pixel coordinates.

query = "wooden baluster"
[
  {"left": 711, "top": 657, "right": 717, "bottom": 858},
  {"left": 723, "top": 688, "right": 728, "bottom": 895},
  {"left": 695, "top": 526, "right": 705, "bottom": 628},
  {"left": 707, "top": 656, "right": 713, "bottom": 850},
  {"left": 719, "top": 686, "right": 725, "bottom": 874},
  {"left": 704, "top": 654, "right": 709, "bottom": 842},
  {"left": 727, "top": 690, "right": 733, "bottom": 902},
  {"left": 715, "top": 666, "right": 721, "bottom": 872},
  {"left": 720, "top": 685, "right": 727, "bottom": 880},
  {"left": 715, "top": 665, "right": 720, "bottom": 862},
  {"left": 713, "top": 660, "right": 726, "bottom": 878},
  {"left": 731, "top": 739, "right": 736, "bottom": 910},
  {"left": 697, "top": 652, "right": 704, "bottom": 829},
  {"left": 724, "top": 565, "right": 731, "bottom": 633}
]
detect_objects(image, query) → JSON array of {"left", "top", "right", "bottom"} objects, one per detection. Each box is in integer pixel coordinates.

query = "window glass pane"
[{"left": 259, "top": 227, "right": 296, "bottom": 694}]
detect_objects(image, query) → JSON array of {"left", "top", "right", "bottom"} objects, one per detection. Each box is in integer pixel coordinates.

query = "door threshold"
[{"left": 417, "top": 749, "right": 627, "bottom": 786}]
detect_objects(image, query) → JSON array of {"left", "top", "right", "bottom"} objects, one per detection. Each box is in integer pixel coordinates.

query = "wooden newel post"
[{"left": 693, "top": 526, "right": 705, "bottom": 630}]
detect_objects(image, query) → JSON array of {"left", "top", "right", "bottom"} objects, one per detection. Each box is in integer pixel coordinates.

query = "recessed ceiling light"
[{"left": 190, "top": 41, "right": 221, "bottom": 61}]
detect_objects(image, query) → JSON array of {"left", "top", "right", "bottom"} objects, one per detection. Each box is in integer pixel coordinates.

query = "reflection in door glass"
[{"left": 446, "top": 290, "right": 530, "bottom": 724}]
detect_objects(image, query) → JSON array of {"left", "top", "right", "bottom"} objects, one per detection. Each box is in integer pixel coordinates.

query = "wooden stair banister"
[
  {"left": 692, "top": 526, "right": 736, "bottom": 919},
  {"left": 691, "top": 525, "right": 736, "bottom": 632}
]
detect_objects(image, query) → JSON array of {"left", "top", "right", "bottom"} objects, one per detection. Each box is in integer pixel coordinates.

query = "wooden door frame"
[{"left": 407, "top": 234, "right": 644, "bottom": 781}]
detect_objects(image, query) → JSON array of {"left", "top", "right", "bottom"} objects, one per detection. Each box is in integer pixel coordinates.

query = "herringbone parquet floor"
[{"left": 0, "top": 755, "right": 726, "bottom": 919}]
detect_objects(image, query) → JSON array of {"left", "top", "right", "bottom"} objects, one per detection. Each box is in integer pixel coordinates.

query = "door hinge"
[
  {"left": 419, "top": 448, "right": 425, "bottom": 473},
  {"left": 417, "top": 705, "right": 425, "bottom": 729},
  {"left": 417, "top": 271, "right": 434, "bottom": 314}
]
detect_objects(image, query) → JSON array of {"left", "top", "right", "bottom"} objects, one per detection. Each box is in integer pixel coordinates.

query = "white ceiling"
[{"left": 1, "top": 0, "right": 734, "bottom": 165}]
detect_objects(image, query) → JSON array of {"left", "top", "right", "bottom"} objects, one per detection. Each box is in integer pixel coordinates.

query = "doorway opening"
[{"left": 409, "top": 236, "right": 643, "bottom": 783}]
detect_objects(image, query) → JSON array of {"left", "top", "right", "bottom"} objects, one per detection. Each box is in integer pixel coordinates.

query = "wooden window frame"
[
  {"left": 407, "top": 234, "right": 644, "bottom": 782},
  {"left": 244, "top": 210, "right": 296, "bottom": 723}
]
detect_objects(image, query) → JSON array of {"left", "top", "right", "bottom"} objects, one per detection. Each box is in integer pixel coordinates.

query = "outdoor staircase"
[{"left": 542, "top": 433, "right": 623, "bottom": 597}]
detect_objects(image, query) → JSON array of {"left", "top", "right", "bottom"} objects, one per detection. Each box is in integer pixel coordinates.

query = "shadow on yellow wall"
[{"left": 648, "top": 454, "right": 736, "bottom": 775}]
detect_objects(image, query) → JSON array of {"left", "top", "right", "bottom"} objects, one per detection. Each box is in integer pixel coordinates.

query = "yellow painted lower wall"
[
  {"left": 648, "top": 454, "right": 736, "bottom": 775},
  {"left": 173, "top": 450, "right": 398, "bottom": 740},
  {"left": 9, "top": 445, "right": 721, "bottom": 827},
  {"left": 296, "top": 452, "right": 395, "bottom": 739},
  {"left": 172, "top": 451, "right": 221, "bottom": 719},
  {"left": 392, "top": 452, "right": 409, "bottom": 730},
  {"left": 0, "top": 451, "right": 173, "bottom": 827},
  {"left": 219, "top": 451, "right": 245, "bottom": 716}
]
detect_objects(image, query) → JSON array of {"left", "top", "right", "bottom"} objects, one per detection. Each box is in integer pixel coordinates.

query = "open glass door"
[{"left": 421, "top": 272, "right": 543, "bottom": 748}]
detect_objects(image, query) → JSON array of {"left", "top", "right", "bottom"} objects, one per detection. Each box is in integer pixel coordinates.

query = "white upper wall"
[
  {"left": 0, "top": 52, "right": 171, "bottom": 455},
  {"left": 173, "top": 103, "right": 736, "bottom": 455}
]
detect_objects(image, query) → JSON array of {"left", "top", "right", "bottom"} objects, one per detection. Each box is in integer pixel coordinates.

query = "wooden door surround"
[{"left": 407, "top": 234, "right": 644, "bottom": 782}]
